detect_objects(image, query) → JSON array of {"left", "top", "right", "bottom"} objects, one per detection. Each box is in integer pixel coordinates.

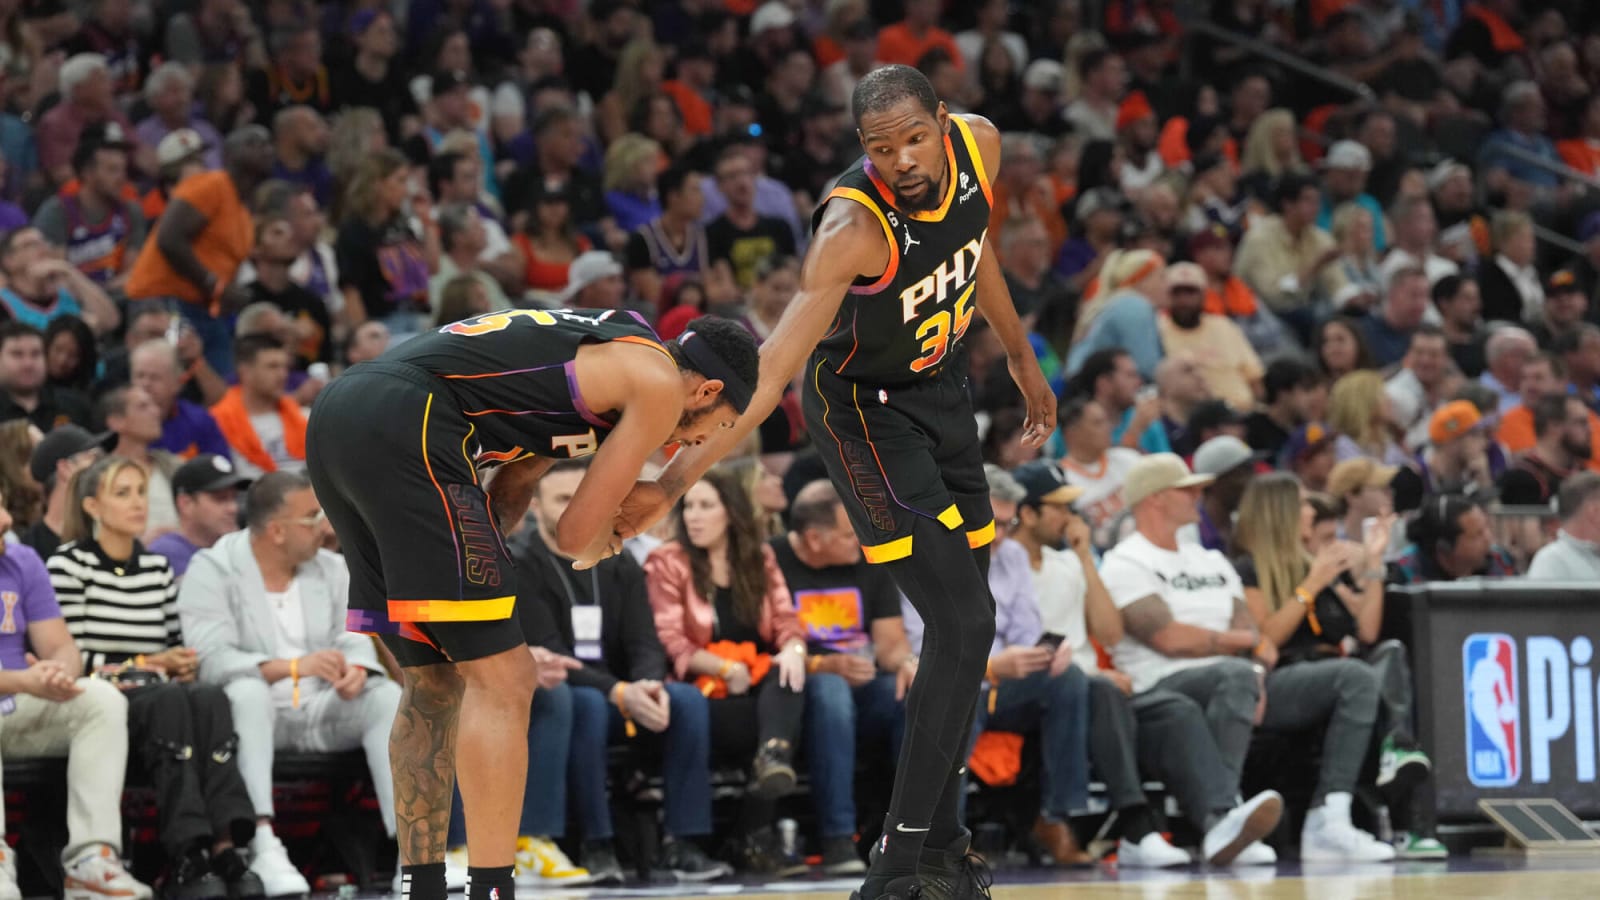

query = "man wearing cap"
[
  {"left": 1190, "top": 436, "right": 1260, "bottom": 552},
  {"left": 0, "top": 227, "right": 120, "bottom": 337},
  {"left": 1326, "top": 458, "right": 1398, "bottom": 544},
  {"left": 1498, "top": 394, "right": 1592, "bottom": 508},
  {"left": 179, "top": 472, "right": 402, "bottom": 897},
  {"left": 1116, "top": 92, "right": 1164, "bottom": 193},
  {"left": 1099, "top": 453, "right": 1284, "bottom": 865},
  {"left": 1316, "top": 140, "right": 1387, "bottom": 252},
  {"left": 1005, "top": 59, "right": 1070, "bottom": 139},
  {"left": 1528, "top": 473, "right": 1600, "bottom": 579},
  {"left": 33, "top": 123, "right": 146, "bottom": 292},
  {"left": 1282, "top": 422, "right": 1338, "bottom": 492},
  {"left": 1417, "top": 400, "right": 1493, "bottom": 495},
  {"left": 1533, "top": 269, "right": 1589, "bottom": 351},
  {"left": 144, "top": 128, "right": 214, "bottom": 223},
  {"left": 148, "top": 454, "right": 247, "bottom": 577},
  {"left": 1158, "top": 262, "right": 1263, "bottom": 411},
  {"left": 22, "top": 424, "right": 111, "bottom": 558},
  {"left": 560, "top": 250, "right": 630, "bottom": 310},
  {"left": 1245, "top": 356, "right": 1323, "bottom": 460}
]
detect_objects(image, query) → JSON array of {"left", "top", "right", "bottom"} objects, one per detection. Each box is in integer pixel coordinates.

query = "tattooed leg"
[
  {"left": 455, "top": 645, "right": 537, "bottom": 867},
  {"left": 393, "top": 663, "right": 466, "bottom": 866}
]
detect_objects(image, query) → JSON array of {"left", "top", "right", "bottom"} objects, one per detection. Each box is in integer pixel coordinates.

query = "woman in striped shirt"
[{"left": 51, "top": 456, "right": 265, "bottom": 900}]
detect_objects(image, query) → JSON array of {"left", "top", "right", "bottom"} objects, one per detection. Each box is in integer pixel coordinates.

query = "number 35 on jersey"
[{"left": 901, "top": 230, "right": 985, "bottom": 373}]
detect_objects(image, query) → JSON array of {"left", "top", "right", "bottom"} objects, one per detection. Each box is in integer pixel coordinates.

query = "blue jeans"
[
  {"left": 447, "top": 682, "right": 576, "bottom": 846},
  {"left": 568, "top": 682, "right": 714, "bottom": 839},
  {"left": 176, "top": 300, "right": 234, "bottom": 378},
  {"left": 803, "top": 672, "right": 906, "bottom": 838},
  {"left": 978, "top": 665, "right": 1091, "bottom": 817}
]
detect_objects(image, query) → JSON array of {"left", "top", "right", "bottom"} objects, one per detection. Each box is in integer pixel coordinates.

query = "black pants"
[
  {"left": 709, "top": 676, "right": 806, "bottom": 829},
  {"left": 127, "top": 682, "right": 257, "bottom": 857}
]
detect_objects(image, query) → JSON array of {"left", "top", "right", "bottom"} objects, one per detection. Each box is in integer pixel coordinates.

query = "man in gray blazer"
[{"left": 178, "top": 471, "right": 405, "bottom": 897}]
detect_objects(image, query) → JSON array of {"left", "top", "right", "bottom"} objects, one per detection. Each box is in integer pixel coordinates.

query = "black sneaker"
[
  {"left": 752, "top": 739, "right": 797, "bottom": 799},
  {"left": 731, "top": 828, "right": 808, "bottom": 878},
  {"left": 582, "top": 842, "right": 625, "bottom": 886},
  {"left": 917, "top": 832, "right": 992, "bottom": 900},
  {"left": 849, "top": 874, "right": 923, "bottom": 900},
  {"left": 210, "top": 848, "right": 265, "bottom": 900},
  {"left": 167, "top": 851, "right": 229, "bottom": 900},
  {"left": 822, "top": 836, "right": 867, "bottom": 876},
  {"left": 659, "top": 840, "right": 733, "bottom": 882}
]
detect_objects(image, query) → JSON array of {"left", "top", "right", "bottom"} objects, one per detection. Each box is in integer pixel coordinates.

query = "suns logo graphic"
[{"left": 795, "top": 588, "right": 866, "bottom": 652}]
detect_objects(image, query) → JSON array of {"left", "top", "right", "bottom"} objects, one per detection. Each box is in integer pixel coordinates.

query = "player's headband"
[{"left": 677, "top": 330, "right": 753, "bottom": 414}]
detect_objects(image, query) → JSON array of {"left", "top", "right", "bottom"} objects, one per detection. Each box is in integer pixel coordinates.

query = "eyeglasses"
[{"left": 281, "top": 509, "right": 326, "bottom": 528}]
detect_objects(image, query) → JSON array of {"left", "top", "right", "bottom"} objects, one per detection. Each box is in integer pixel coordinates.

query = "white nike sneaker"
[
  {"left": 1234, "top": 841, "right": 1278, "bottom": 866},
  {"left": 62, "top": 844, "right": 152, "bottom": 900},
  {"left": 1117, "top": 832, "right": 1192, "bottom": 868},
  {"left": 1203, "top": 791, "right": 1284, "bottom": 866},
  {"left": 0, "top": 842, "right": 21, "bottom": 900},
  {"left": 1300, "top": 793, "right": 1397, "bottom": 863},
  {"left": 249, "top": 826, "right": 311, "bottom": 897}
]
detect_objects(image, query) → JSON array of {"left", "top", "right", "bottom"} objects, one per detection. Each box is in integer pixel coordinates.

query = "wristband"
[
  {"left": 984, "top": 661, "right": 997, "bottom": 683},
  {"left": 290, "top": 657, "right": 301, "bottom": 708},
  {"left": 718, "top": 660, "right": 734, "bottom": 678},
  {"left": 806, "top": 655, "right": 820, "bottom": 674},
  {"left": 1294, "top": 586, "right": 1322, "bottom": 635},
  {"left": 611, "top": 682, "right": 636, "bottom": 738}
]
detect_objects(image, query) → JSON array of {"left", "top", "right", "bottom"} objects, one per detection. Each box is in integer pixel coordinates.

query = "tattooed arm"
[{"left": 1121, "top": 594, "right": 1259, "bottom": 659}]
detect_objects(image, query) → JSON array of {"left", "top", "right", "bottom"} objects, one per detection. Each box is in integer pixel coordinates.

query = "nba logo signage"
[{"left": 1464, "top": 633, "right": 1520, "bottom": 787}]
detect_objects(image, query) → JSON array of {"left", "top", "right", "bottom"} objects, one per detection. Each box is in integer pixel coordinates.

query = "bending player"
[
  {"left": 305, "top": 309, "right": 758, "bottom": 900},
  {"left": 611, "top": 66, "right": 1055, "bottom": 900}
]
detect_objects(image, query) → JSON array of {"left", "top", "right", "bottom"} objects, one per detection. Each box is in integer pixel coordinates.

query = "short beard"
[
  {"left": 1170, "top": 308, "right": 1203, "bottom": 329},
  {"left": 894, "top": 175, "right": 941, "bottom": 212}
]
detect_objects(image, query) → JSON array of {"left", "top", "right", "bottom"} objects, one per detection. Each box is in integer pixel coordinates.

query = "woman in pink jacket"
[{"left": 645, "top": 465, "right": 809, "bottom": 873}]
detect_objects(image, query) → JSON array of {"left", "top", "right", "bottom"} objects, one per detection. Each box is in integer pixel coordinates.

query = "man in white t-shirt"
[
  {"left": 1100, "top": 453, "right": 1284, "bottom": 865},
  {"left": 1057, "top": 396, "right": 1144, "bottom": 550},
  {"left": 177, "top": 472, "right": 412, "bottom": 895}
]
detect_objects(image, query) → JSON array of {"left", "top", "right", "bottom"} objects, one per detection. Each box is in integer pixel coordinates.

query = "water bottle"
[
  {"left": 1375, "top": 804, "right": 1394, "bottom": 844},
  {"left": 777, "top": 818, "right": 800, "bottom": 860}
]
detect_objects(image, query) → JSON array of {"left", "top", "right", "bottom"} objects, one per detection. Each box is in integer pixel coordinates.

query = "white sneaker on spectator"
[
  {"left": 63, "top": 844, "right": 152, "bottom": 900},
  {"left": 1300, "top": 793, "right": 1397, "bottom": 863},
  {"left": 1203, "top": 790, "right": 1283, "bottom": 866},
  {"left": 1117, "top": 833, "right": 1191, "bottom": 868},
  {"left": 0, "top": 842, "right": 23, "bottom": 900},
  {"left": 248, "top": 826, "right": 311, "bottom": 897},
  {"left": 1234, "top": 841, "right": 1278, "bottom": 866}
]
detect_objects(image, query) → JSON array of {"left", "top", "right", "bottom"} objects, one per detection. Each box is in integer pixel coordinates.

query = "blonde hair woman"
[
  {"left": 1327, "top": 370, "right": 1407, "bottom": 466},
  {"left": 1230, "top": 474, "right": 1394, "bottom": 861},
  {"left": 1330, "top": 203, "right": 1382, "bottom": 300},
  {"left": 715, "top": 456, "right": 787, "bottom": 540},
  {"left": 602, "top": 133, "right": 664, "bottom": 233},
  {"left": 599, "top": 39, "right": 666, "bottom": 145},
  {"left": 1239, "top": 109, "right": 1306, "bottom": 202},
  {"left": 1067, "top": 249, "right": 1168, "bottom": 379}
]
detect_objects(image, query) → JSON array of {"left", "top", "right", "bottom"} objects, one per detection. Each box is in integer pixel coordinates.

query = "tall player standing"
[
  {"left": 611, "top": 66, "right": 1056, "bottom": 900},
  {"left": 305, "top": 309, "right": 759, "bottom": 900}
]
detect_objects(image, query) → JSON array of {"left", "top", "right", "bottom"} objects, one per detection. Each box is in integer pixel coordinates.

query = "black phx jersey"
[
  {"left": 306, "top": 307, "right": 671, "bottom": 665},
  {"left": 804, "top": 115, "right": 997, "bottom": 563}
]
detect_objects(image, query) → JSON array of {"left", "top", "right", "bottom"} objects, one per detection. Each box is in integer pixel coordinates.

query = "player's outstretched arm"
[
  {"left": 637, "top": 199, "right": 890, "bottom": 518},
  {"left": 964, "top": 113, "right": 1055, "bottom": 447}
]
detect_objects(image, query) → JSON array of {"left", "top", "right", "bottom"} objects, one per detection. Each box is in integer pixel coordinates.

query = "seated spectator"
[
  {"left": 33, "top": 126, "right": 146, "bottom": 293},
  {"left": 1533, "top": 270, "right": 1588, "bottom": 352},
  {"left": 135, "top": 63, "right": 224, "bottom": 170},
  {"left": 601, "top": 133, "right": 663, "bottom": 236},
  {"left": 559, "top": 250, "right": 637, "bottom": 314},
  {"left": 0, "top": 227, "right": 120, "bottom": 337},
  {"left": 624, "top": 165, "right": 718, "bottom": 312},
  {"left": 1479, "top": 82, "right": 1563, "bottom": 208},
  {"left": 1477, "top": 210, "right": 1542, "bottom": 325},
  {"left": 429, "top": 203, "right": 511, "bottom": 314},
  {"left": 1099, "top": 453, "right": 1284, "bottom": 864},
  {"left": 1245, "top": 356, "right": 1323, "bottom": 460},
  {"left": 432, "top": 276, "right": 494, "bottom": 328},
  {"left": 706, "top": 143, "right": 796, "bottom": 291},
  {"left": 1190, "top": 436, "right": 1258, "bottom": 552},
  {"left": 179, "top": 472, "right": 403, "bottom": 896},
  {"left": 1417, "top": 402, "right": 1495, "bottom": 497},
  {"left": 1327, "top": 457, "right": 1399, "bottom": 544},
  {"left": 45, "top": 317, "right": 97, "bottom": 395},
  {"left": 1066, "top": 249, "right": 1167, "bottom": 380},
  {"left": 97, "top": 304, "right": 207, "bottom": 403},
  {"left": 1189, "top": 224, "right": 1279, "bottom": 350},
  {"left": 1061, "top": 349, "right": 1169, "bottom": 456},
  {"left": 1055, "top": 186, "right": 1125, "bottom": 290},
  {"left": 1479, "top": 326, "right": 1538, "bottom": 414},
  {"left": 0, "top": 323, "right": 94, "bottom": 432},
  {"left": 103, "top": 385, "right": 180, "bottom": 537},
  {"left": 515, "top": 183, "right": 592, "bottom": 298},
  {"left": 148, "top": 454, "right": 247, "bottom": 577},
  {"left": 248, "top": 23, "right": 335, "bottom": 120},
  {"left": 0, "top": 483, "right": 148, "bottom": 900},
  {"left": 1362, "top": 267, "right": 1432, "bottom": 369},
  {"left": 1527, "top": 473, "right": 1600, "bottom": 579},
  {"left": 772, "top": 481, "right": 914, "bottom": 875},
  {"left": 343, "top": 320, "right": 391, "bottom": 368},
  {"left": 1281, "top": 422, "right": 1338, "bottom": 492},
  {"left": 52, "top": 456, "right": 267, "bottom": 900},
  {"left": 23, "top": 425, "right": 110, "bottom": 559},
  {"left": 335, "top": 148, "right": 434, "bottom": 338},
  {"left": 243, "top": 219, "right": 333, "bottom": 378},
  {"left": 1232, "top": 476, "right": 1416, "bottom": 861},
  {"left": 36, "top": 54, "right": 139, "bottom": 187},
  {"left": 210, "top": 336, "right": 305, "bottom": 479},
  {"left": 1560, "top": 325, "right": 1600, "bottom": 411},
  {"left": 1388, "top": 494, "right": 1520, "bottom": 582},
  {"left": 1386, "top": 326, "right": 1460, "bottom": 450},
  {"left": 125, "top": 126, "right": 277, "bottom": 378},
  {"left": 877, "top": 0, "right": 964, "bottom": 70},
  {"left": 1233, "top": 173, "right": 1346, "bottom": 337},
  {"left": 1318, "top": 141, "right": 1387, "bottom": 254},
  {"left": 269, "top": 106, "right": 334, "bottom": 210},
  {"left": 426, "top": 150, "right": 523, "bottom": 291},
  {"left": 1152, "top": 354, "right": 1212, "bottom": 456},
  {"left": 1157, "top": 262, "right": 1263, "bottom": 411},
  {"left": 131, "top": 339, "right": 232, "bottom": 460},
  {"left": 0, "top": 420, "right": 43, "bottom": 531},
  {"left": 1434, "top": 276, "right": 1487, "bottom": 377},
  {"left": 1055, "top": 397, "right": 1143, "bottom": 550},
  {"left": 644, "top": 469, "right": 809, "bottom": 873},
  {"left": 1063, "top": 49, "right": 1123, "bottom": 142},
  {"left": 1380, "top": 195, "right": 1459, "bottom": 289},
  {"left": 1327, "top": 204, "right": 1383, "bottom": 309},
  {"left": 495, "top": 459, "right": 730, "bottom": 884},
  {"left": 1329, "top": 370, "right": 1410, "bottom": 467},
  {"left": 1499, "top": 394, "right": 1592, "bottom": 507},
  {"left": 1315, "top": 316, "right": 1378, "bottom": 382}
]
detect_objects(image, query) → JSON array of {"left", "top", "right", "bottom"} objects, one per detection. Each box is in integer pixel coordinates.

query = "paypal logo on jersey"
[{"left": 1464, "top": 633, "right": 1521, "bottom": 787}]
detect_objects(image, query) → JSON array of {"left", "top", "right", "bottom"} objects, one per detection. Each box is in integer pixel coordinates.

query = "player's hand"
[
  {"left": 1009, "top": 358, "right": 1056, "bottom": 448},
  {"left": 333, "top": 665, "right": 368, "bottom": 700},
  {"left": 570, "top": 532, "right": 625, "bottom": 570},
  {"left": 530, "top": 646, "right": 583, "bottom": 689},
  {"left": 614, "top": 481, "right": 672, "bottom": 540}
]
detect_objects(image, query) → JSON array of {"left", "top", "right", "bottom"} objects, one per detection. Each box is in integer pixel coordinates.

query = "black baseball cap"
[
  {"left": 1011, "top": 461, "right": 1086, "bottom": 508},
  {"left": 30, "top": 425, "right": 114, "bottom": 484},
  {"left": 172, "top": 454, "right": 251, "bottom": 496},
  {"left": 431, "top": 70, "right": 472, "bottom": 94}
]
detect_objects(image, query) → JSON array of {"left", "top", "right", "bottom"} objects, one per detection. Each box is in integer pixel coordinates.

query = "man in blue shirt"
[
  {"left": 147, "top": 454, "right": 247, "bottom": 577},
  {"left": 129, "top": 338, "right": 232, "bottom": 459},
  {"left": 1316, "top": 141, "right": 1387, "bottom": 252}
]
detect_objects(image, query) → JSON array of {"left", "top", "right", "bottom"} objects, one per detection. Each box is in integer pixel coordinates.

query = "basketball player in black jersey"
[
  {"left": 305, "top": 310, "right": 758, "bottom": 900},
  {"left": 609, "top": 66, "right": 1055, "bottom": 900}
]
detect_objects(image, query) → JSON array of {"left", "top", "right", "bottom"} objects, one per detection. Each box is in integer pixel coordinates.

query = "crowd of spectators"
[{"left": 2, "top": 0, "right": 1600, "bottom": 894}]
